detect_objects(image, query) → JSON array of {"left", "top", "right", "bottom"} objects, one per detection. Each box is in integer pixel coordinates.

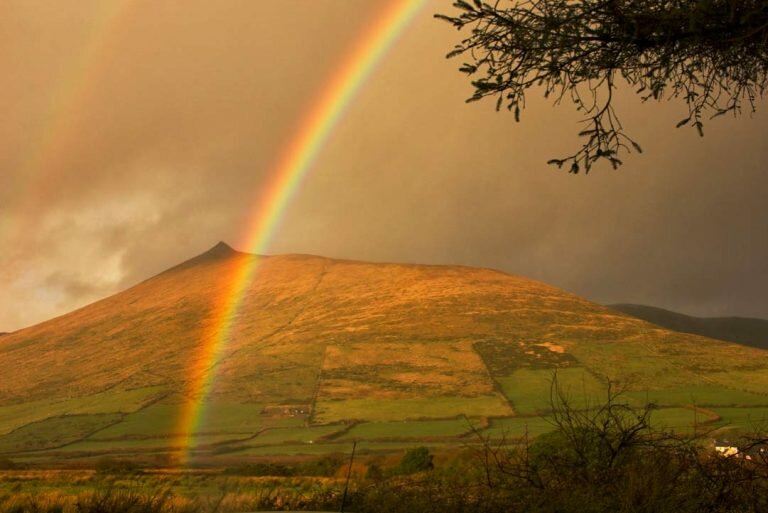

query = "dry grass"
[{"left": 318, "top": 341, "right": 494, "bottom": 399}]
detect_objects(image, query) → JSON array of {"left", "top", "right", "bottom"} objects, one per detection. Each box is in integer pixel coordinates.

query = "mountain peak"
[
  {"left": 206, "top": 241, "right": 236, "bottom": 257},
  {"left": 158, "top": 241, "right": 243, "bottom": 276},
  {"left": 193, "top": 241, "right": 242, "bottom": 263}
]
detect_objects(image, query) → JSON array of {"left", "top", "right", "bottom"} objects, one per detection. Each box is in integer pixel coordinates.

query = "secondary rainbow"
[
  {"left": 2, "top": 0, "right": 136, "bottom": 249},
  {"left": 176, "top": 0, "right": 428, "bottom": 462}
]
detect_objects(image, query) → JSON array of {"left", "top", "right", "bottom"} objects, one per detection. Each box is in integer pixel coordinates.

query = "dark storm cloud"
[{"left": 1, "top": 0, "right": 766, "bottom": 331}]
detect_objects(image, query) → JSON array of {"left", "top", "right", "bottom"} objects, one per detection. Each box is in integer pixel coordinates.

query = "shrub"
[
  {"left": 365, "top": 463, "right": 384, "bottom": 481},
  {"left": 395, "top": 447, "right": 433, "bottom": 475},
  {"left": 297, "top": 453, "right": 344, "bottom": 477}
]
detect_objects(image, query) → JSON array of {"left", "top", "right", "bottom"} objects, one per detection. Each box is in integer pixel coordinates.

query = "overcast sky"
[{"left": 1, "top": 0, "right": 767, "bottom": 332}]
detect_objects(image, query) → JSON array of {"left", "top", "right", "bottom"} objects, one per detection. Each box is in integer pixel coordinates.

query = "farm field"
[
  {"left": 12, "top": 399, "right": 766, "bottom": 465},
  {"left": 711, "top": 407, "right": 768, "bottom": 430},
  {"left": 312, "top": 396, "right": 511, "bottom": 424}
]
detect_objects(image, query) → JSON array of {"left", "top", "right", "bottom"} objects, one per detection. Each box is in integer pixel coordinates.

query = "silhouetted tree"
[
  {"left": 467, "top": 375, "right": 768, "bottom": 512},
  {"left": 437, "top": 0, "right": 768, "bottom": 173}
]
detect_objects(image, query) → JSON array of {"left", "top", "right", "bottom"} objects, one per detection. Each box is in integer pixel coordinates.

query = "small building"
[
  {"left": 714, "top": 439, "right": 739, "bottom": 457},
  {"left": 714, "top": 439, "right": 768, "bottom": 460}
]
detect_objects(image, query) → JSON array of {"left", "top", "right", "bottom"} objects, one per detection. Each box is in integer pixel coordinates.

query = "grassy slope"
[{"left": 1, "top": 243, "right": 766, "bottom": 460}]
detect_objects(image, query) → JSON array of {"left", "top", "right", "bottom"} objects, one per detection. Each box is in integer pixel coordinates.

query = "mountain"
[
  {"left": 1, "top": 243, "right": 767, "bottom": 463},
  {"left": 609, "top": 304, "right": 768, "bottom": 350}
]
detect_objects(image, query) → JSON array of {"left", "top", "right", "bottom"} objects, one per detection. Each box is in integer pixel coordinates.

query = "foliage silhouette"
[{"left": 438, "top": 0, "right": 768, "bottom": 172}]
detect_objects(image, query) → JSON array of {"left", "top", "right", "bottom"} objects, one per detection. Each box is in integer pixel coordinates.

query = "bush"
[
  {"left": 297, "top": 453, "right": 344, "bottom": 477},
  {"left": 365, "top": 463, "right": 384, "bottom": 481},
  {"left": 395, "top": 447, "right": 433, "bottom": 475}
]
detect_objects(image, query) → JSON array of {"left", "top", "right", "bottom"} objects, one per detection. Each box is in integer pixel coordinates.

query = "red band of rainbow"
[{"left": 175, "top": 0, "right": 427, "bottom": 464}]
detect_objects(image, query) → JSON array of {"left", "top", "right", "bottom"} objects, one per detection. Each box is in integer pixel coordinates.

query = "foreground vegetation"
[{"left": 2, "top": 383, "right": 766, "bottom": 513}]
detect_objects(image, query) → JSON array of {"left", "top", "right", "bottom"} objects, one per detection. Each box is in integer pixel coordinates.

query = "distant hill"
[
  {"left": 1, "top": 243, "right": 767, "bottom": 463},
  {"left": 609, "top": 304, "right": 768, "bottom": 350}
]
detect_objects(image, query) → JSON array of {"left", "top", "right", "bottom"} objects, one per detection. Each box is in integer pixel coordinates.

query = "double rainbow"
[{"left": 176, "top": 0, "right": 427, "bottom": 463}]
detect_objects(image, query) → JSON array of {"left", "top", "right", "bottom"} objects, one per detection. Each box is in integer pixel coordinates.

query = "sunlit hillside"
[{"left": 1, "top": 243, "right": 767, "bottom": 464}]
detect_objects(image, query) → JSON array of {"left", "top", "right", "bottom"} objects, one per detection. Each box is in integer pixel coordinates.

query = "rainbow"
[
  {"left": 2, "top": 1, "right": 136, "bottom": 248},
  {"left": 176, "top": 0, "right": 427, "bottom": 462}
]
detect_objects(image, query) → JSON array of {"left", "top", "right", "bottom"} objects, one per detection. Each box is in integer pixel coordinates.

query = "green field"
[
  {"left": 480, "top": 416, "right": 555, "bottom": 440},
  {"left": 4, "top": 380, "right": 767, "bottom": 460},
  {"left": 0, "top": 386, "right": 165, "bottom": 435},
  {"left": 92, "top": 401, "right": 266, "bottom": 439},
  {"left": 313, "top": 395, "right": 511, "bottom": 423},
  {"left": 235, "top": 440, "right": 446, "bottom": 456},
  {"left": 57, "top": 433, "right": 253, "bottom": 453},
  {"left": 5, "top": 387, "right": 767, "bottom": 460},
  {"left": 496, "top": 368, "right": 607, "bottom": 414},
  {"left": 0, "top": 414, "right": 123, "bottom": 453},
  {"left": 339, "top": 419, "right": 476, "bottom": 440},
  {"left": 709, "top": 369, "right": 768, "bottom": 395},
  {"left": 650, "top": 407, "right": 719, "bottom": 430},
  {"left": 711, "top": 407, "right": 768, "bottom": 431},
  {"left": 249, "top": 425, "right": 344, "bottom": 444},
  {"left": 626, "top": 385, "right": 768, "bottom": 408}
]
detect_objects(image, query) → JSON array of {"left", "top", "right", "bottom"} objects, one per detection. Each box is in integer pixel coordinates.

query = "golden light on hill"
[{"left": 1, "top": 245, "right": 765, "bottom": 461}]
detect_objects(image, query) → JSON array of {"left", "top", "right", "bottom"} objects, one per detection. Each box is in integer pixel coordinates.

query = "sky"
[{"left": 1, "top": 0, "right": 767, "bottom": 332}]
